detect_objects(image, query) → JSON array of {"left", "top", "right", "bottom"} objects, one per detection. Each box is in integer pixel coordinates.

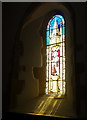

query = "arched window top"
[
  {"left": 46, "top": 14, "right": 65, "bottom": 46},
  {"left": 48, "top": 15, "right": 65, "bottom": 26}
]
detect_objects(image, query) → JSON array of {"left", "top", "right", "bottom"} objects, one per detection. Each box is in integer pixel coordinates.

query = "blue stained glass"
[
  {"left": 46, "top": 14, "right": 65, "bottom": 45},
  {"left": 46, "top": 29, "right": 50, "bottom": 45},
  {"left": 62, "top": 24, "right": 65, "bottom": 35},
  {"left": 50, "top": 17, "right": 62, "bottom": 27},
  {"left": 55, "top": 15, "right": 64, "bottom": 20},
  {"left": 58, "top": 24, "right": 60, "bottom": 28}
]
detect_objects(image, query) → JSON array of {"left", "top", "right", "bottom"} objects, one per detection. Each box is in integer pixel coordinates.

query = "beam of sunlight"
[
  {"left": 34, "top": 95, "right": 54, "bottom": 114},
  {"left": 39, "top": 97, "right": 53, "bottom": 114},
  {"left": 38, "top": 101, "right": 44, "bottom": 109},
  {"left": 45, "top": 100, "right": 58, "bottom": 115},
  {"left": 33, "top": 95, "right": 63, "bottom": 116},
  {"left": 34, "top": 97, "right": 48, "bottom": 113},
  {"left": 52, "top": 99, "right": 63, "bottom": 115},
  {"left": 53, "top": 100, "right": 58, "bottom": 107}
]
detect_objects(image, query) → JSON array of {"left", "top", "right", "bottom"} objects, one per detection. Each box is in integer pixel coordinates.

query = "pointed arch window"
[{"left": 46, "top": 15, "right": 65, "bottom": 95}]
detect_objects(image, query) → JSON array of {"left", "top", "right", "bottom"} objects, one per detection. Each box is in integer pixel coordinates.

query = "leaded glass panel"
[{"left": 46, "top": 15, "right": 65, "bottom": 95}]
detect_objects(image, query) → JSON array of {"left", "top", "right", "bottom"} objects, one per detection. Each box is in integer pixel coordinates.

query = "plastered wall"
[{"left": 16, "top": 3, "right": 76, "bottom": 116}]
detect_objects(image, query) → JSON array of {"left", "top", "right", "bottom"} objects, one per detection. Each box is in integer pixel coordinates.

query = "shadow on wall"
[
  {"left": 9, "top": 39, "right": 26, "bottom": 109},
  {"left": 33, "top": 67, "right": 45, "bottom": 95}
]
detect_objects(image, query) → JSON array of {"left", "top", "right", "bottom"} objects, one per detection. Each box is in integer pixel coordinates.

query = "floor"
[{"left": 10, "top": 94, "right": 77, "bottom": 118}]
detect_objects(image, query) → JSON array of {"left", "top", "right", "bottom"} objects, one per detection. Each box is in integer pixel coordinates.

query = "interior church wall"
[
  {"left": 16, "top": 17, "right": 43, "bottom": 106},
  {"left": 16, "top": 3, "right": 76, "bottom": 116},
  {"left": 3, "top": 2, "right": 86, "bottom": 118}
]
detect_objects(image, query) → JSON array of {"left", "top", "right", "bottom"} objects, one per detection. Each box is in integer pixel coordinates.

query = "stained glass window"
[{"left": 46, "top": 15, "right": 65, "bottom": 95}]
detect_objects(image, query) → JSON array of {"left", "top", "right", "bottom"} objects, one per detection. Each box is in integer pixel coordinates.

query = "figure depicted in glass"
[{"left": 46, "top": 15, "right": 65, "bottom": 95}]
